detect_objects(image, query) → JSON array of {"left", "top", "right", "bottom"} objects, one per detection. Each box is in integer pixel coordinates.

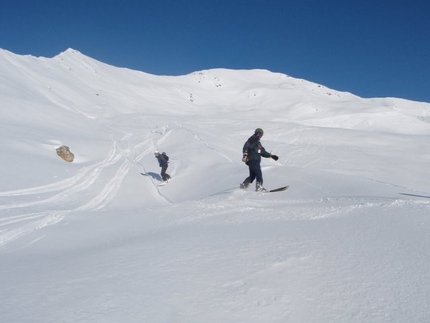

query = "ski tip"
[{"left": 268, "top": 185, "right": 289, "bottom": 193}]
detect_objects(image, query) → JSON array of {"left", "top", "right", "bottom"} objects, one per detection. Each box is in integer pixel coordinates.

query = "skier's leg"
[
  {"left": 240, "top": 176, "right": 251, "bottom": 189},
  {"left": 254, "top": 164, "right": 266, "bottom": 191},
  {"left": 165, "top": 165, "right": 171, "bottom": 180},
  {"left": 241, "top": 163, "right": 256, "bottom": 188},
  {"left": 248, "top": 162, "right": 257, "bottom": 183},
  {"left": 248, "top": 162, "right": 260, "bottom": 183},
  {"left": 255, "top": 165, "right": 263, "bottom": 185},
  {"left": 161, "top": 164, "right": 168, "bottom": 181}
]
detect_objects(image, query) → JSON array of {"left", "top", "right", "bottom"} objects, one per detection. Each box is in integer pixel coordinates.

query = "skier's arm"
[
  {"left": 260, "top": 146, "right": 271, "bottom": 158},
  {"left": 243, "top": 139, "right": 251, "bottom": 154},
  {"left": 242, "top": 140, "right": 251, "bottom": 162},
  {"left": 260, "top": 147, "right": 279, "bottom": 160}
]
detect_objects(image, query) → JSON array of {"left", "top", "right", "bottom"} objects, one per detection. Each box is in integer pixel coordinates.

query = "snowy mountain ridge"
[{"left": 2, "top": 48, "right": 429, "bottom": 133}]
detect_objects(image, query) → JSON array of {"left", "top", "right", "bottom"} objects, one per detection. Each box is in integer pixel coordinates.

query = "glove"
[
  {"left": 242, "top": 154, "right": 248, "bottom": 163},
  {"left": 271, "top": 154, "right": 279, "bottom": 161}
]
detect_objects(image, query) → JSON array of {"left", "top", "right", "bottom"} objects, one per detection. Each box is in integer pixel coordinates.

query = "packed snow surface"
[{"left": 1, "top": 48, "right": 430, "bottom": 322}]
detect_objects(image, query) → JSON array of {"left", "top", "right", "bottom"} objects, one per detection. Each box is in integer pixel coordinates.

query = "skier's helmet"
[
  {"left": 154, "top": 150, "right": 159, "bottom": 155},
  {"left": 255, "top": 128, "right": 264, "bottom": 137}
]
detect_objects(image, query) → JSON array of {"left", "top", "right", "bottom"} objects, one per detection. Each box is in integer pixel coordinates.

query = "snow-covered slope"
[{"left": 1, "top": 48, "right": 430, "bottom": 323}]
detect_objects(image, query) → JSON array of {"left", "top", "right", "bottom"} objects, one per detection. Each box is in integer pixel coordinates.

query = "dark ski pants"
[
  {"left": 244, "top": 160, "right": 263, "bottom": 186},
  {"left": 161, "top": 164, "right": 170, "bottom": 181}
]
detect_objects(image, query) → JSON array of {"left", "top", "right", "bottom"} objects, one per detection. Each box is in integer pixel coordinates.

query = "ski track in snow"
[
  {"left": 0, "top": 131, "right": 150, "bottom": 246},
  {"left": 0, "top": 124, "right": 182, "bottom": 246}
]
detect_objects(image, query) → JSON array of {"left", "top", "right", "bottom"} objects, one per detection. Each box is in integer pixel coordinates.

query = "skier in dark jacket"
[
  {"left": 240, "top": 128, "right": 278, "bottom": 191},
  {"left": 154, "top": 151, "right": 171, "bottom": 182}
]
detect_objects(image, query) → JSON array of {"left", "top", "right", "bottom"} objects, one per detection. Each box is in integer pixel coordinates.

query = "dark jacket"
[
  {"left": 243, "top": 134, "right": 271, "bottom": 163},
  {"left": 156, "top": 154, "right": 168, "bottom": 167}
]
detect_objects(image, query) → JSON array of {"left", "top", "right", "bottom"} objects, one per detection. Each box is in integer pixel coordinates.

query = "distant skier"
[
  {"left": 154, "top": 151, "right": 171, "bottom": 182},
  {"left": 240, "top": 128, "right": 278, "bottom": 191}
]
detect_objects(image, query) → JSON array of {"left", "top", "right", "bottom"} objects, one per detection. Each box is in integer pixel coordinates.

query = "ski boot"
[
  {"left": 256, "top": 182, "right": 267, "bottom": 192},
  {"left": 240, "top": 178, "right": 251, "bottom": 189}
]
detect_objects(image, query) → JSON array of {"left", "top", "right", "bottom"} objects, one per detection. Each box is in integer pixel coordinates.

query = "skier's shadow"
[{"left": 140, "top": 172, "right": 162, "bottom": 181}]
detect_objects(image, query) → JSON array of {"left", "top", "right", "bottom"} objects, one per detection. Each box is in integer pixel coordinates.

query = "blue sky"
[{"left": 2, "top": 0, "right": 429, "bottom": 102}]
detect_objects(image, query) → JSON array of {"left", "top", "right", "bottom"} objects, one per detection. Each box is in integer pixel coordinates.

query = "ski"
[
  {"left": 240, "top": 185, "right": 289, "bottom": 192},
  {"left": 266, "top": 185, "right": 289, "bottom": 193}
]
